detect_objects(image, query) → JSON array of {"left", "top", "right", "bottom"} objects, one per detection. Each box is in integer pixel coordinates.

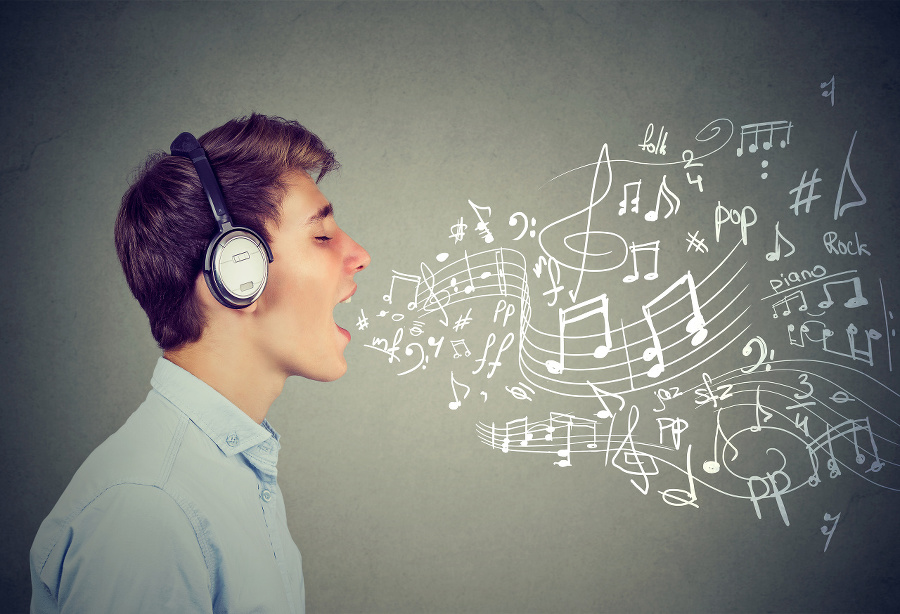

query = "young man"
[{"left": 30, "top": 114, "right": 370, "bottom": 612}]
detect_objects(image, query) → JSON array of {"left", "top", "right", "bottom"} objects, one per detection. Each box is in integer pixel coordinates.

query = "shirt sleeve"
[{"left": 49, "top": 483, "right": 213, "bottom": 614}]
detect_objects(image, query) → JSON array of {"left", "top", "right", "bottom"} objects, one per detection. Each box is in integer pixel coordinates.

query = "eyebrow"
[{"left": 304, "top": 203, "right": 334, "bottom": 226}]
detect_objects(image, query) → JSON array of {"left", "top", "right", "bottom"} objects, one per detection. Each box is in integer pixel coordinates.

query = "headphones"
[{"left": 170, "top": 132, "right": 273, "bottom": 309}]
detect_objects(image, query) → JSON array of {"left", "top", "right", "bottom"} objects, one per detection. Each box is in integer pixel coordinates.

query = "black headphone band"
[{"left": 170, "top": 132, "right": 233, "bottom": 232}]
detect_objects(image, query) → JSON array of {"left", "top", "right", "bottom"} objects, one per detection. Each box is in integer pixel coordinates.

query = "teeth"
[{"left": 340, "top": 296, "right": 352, "bottom": 304}]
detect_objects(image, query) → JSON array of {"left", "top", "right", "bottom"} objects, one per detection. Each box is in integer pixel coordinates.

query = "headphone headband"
[
  {"left": 170, "top": 132, "right": 233, "bottom": 231},
  {"left": 169, "top": 131, "right": 273, "bottom": 309}
]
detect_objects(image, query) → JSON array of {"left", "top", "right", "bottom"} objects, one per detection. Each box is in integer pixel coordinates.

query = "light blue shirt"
[{"left": 30, "top": 357, "right": 305, "bottom": 613}]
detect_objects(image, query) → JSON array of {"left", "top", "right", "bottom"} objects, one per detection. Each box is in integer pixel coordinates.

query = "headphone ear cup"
[{"left": 204, "top": 228, "right": 271, "bottom": 308}]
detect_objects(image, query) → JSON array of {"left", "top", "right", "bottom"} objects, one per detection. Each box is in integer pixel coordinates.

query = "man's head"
[{"left": 116, "top": 114, "right": 369, "bottom": 380}]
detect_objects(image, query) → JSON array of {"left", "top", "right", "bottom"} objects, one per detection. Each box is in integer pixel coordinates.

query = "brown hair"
[{"left": 115, "top": 113, "right": 339, "bottom": 350}]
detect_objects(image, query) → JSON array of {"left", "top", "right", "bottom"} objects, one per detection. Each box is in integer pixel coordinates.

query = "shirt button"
[
  {"left": 261, "top": 489, "right": 273, "bottom": 502},
  {"left": 226, "top": 433, "right": 239, "bottom": 447}
]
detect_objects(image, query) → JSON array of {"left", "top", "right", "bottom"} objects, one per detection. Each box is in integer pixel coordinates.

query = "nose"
[{"left": 346, "top": 234, "right": 371, "bottom": 273}]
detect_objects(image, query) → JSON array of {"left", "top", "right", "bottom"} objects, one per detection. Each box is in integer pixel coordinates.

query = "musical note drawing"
[
  {"left": 771, "top": 290, "right": 807, "bottom": 318},
  {"left": 787, "top": 323, "right": 803, "bottom": 347},
  {"left": 448, "top": 371, "right": 470, "bottom": 410},
  {"left": 551, "top": 412, "right": 599, "bottom": 467},
  {"left": 588, "top": 382, "right": 625, "bottom": 419},
  {"left": 818, "top": 276, "right": 868, "bottom": 310},
  {"left": 622, "top": 241, "right": 660, "bottom": 283},
  {"left": 383, "top": 270, "right": 421, "bottom": 310},
  {"left": 468, "top": 199, "right": 494, "bottom": 243},
  {"left": 494, "top": 248, "right": 508, "bottom": 296},
  {"left": 641, "top": 272, "right": 708, "bottom": 378},
  {"left": 550, "top": 411, "right": 597, "bottom": 467},
  {"left": 834, "top": 131, "right": 866, "bottom": 220},
  {"left": 736, "top": 121, "right": 792, "bottom": 156},
  {"left": 644, "top": 175, "right": 680, "bottom": 222},
  {"left": 568, "top": 145, "right": 612, "bottom": 302},
  {"left": 419, "top": 261, "right": 450, "bottom": 326},
  {"left": 611, "top": 405, "right": 659, "bottom": 495},
  {"left": 750, "top": 386, "right": 773, "bottom": 433},
  {"left": 500, "top": 416, "right": 555, "bottom": 452},
  {"left": 846, "top": 324, "right": 881, "bottom": 366},
  {"left": 820, "top": 76, "right": 835, "bottom": 106},
  {"left": 618, "top": 180, "right": 641, "bottom": 216},
  {"left": 458, "top": 250, "right": 477, "bottom": 294},
  {"left": 545, "top": 293, "right": 613, "bottom": 375},
  {"left": 703, "top": 406, "right": 740, "bottom": 474},
  {"left": 509, "top": 212, "right": 537, "bottom": 240},
  {"left": 765, "top": 221, "right": 796, "bottom": 261},
  {"left": 659, "top": 444, "right": 699, "bottom": 508},
  {"left": 821, "top": 512, "right": 840, "bottom": 552},
  {"left": 451, "top": 339, "right": 471, "bottom": 358},
  {"left": 807, "top": 418, "right": 883, "bottom": 486}
]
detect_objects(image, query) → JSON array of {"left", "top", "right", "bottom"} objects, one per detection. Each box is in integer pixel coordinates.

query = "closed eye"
[{"left": 315, "top": 236, "right": 332, "bottom": 243}]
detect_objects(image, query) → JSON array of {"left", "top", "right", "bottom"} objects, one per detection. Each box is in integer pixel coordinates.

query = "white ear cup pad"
[{"left": 212, "top": 232, "right": 268, "bottom": 301}]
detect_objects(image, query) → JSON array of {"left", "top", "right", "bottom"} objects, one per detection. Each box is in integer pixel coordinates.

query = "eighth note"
[
  {"left": 765, "top": 221, "right": 796, "bottom": 261},
  {"left": 545, "top": 293, "right": 613, "bottom": 375},
  {"left": 448, "top": 371, "right": 470, "bottom": 410}
]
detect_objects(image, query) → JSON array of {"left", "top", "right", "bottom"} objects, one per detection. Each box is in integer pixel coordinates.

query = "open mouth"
[{"left": 334, "top": 286, "right": 357, "bottom": 341}]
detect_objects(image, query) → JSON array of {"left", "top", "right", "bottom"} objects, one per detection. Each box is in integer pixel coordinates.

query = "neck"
[{"left": 164, "top": 336, "right": 285, "bottom": 424}]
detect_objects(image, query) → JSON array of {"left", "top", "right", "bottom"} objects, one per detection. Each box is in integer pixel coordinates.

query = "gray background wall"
[{"left": 2, "top": 2, "right": 900, "bottom": 613}]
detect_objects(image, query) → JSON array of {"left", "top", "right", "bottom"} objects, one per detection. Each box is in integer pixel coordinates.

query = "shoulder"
[
  {"left": 30, "top": 392, "right": 213, "bottom": 583},
  {"left": 31, "top": 483, "right": 214, "bottom": 612}
]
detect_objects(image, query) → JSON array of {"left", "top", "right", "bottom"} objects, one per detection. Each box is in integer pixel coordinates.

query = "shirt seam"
[{"left": 37, "top": 481, "right": 214, "bottom": 603}]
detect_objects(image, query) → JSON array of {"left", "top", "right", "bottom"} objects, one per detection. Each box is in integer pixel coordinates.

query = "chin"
[{"left": 299, "top": 360, "right": 348, "bottom": 383}]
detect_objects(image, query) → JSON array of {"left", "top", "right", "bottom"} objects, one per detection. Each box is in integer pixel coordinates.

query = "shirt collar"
[{"left": 150, "top": 357, "right": 281, "bottom": 475}]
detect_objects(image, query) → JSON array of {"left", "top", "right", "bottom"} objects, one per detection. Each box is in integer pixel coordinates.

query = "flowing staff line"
[
  {"left": 519, "top": 282, "right": 747, "bottom": 372},
  {"left": 516, "top": 316, "right": 752, "bottom": 398},
  {"left": 721, "top": 377, "right": 890, "bottom": 444},
  {"left": 519, "top": 247, "right": 748, "bottom": 372},
  {"left": 517, "top": 312, "right": 750, "bottom": 394},
  {"left": 707, "top": 390, "right": 894, "bottom": 476},
  {"left": 473, "top": 428, "right": 676, "bottom": 454},
  {"left": 475, "top": 418, "right": 880, "bottom": 502},
  {"left": 537, "top": 118, "right": 735, "bottom": 190},
  {"left": 717, "top": 419, "right": 897, "bottom": 494},
  {"left": 518, "top": 297, "right": 749, "bottom": 389},
  {"left": 474, "top": 420, "right": 676, "bottom": 454},
  {"left": 759, "top": 269, "right": 858, "bottom": 301},
  {"left": 694, "top": 359, "right": 900, "bottom": 430},
  {"left": 522, "top": 258, "right": 748, "bottom": 345}
]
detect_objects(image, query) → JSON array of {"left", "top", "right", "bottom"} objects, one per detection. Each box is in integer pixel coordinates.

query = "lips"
[{"left": 334, "top": 285, "right": 357, "bottom": 342}]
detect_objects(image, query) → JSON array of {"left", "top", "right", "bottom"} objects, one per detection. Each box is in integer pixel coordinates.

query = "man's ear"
[{"left": 194, "top": 273, "right": 260, "bottom": 314}]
